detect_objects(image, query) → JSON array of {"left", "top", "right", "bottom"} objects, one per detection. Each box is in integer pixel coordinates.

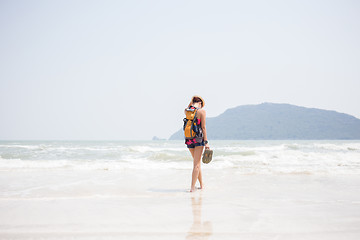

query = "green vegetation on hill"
[{"left": 169, "top": 103, "right": 360, "bottom": 140}]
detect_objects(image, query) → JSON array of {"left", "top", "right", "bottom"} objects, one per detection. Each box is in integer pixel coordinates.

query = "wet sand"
[{"left": 1, "top": 169, "right": 360, "bottom": 239}]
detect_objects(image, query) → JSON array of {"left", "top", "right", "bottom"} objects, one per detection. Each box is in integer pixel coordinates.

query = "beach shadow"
[{"left": 186, "top": 193, "right": 213, "bottom": 240}]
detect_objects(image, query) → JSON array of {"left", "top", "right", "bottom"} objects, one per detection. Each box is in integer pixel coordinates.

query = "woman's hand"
[{"left": 205, "top": 143, "right": 210, "bottom": 149}]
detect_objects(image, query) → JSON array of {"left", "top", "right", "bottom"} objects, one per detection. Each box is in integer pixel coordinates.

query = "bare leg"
[
  {"left": 192, "top": 147, "right": 203, "bottom": 189},
  {"left": 198, "top": 165, "right": 203, "bottom": 189},
  {"left": 190, "top": 146, "right": 204, "bottom": 192},
  {"left": 188, "top": 148, "right": 196, "bottom": 191}
]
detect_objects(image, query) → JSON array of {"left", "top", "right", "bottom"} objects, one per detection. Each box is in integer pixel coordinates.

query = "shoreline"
[{"left": 1, "top": 169, "right": 360, "bottom": 239}]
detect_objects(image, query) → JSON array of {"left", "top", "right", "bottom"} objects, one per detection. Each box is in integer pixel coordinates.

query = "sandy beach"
[
  {"left": 1, "top": 140, "right": 360, "bottom": 239},
  {"left": 1, "top": 168, "right": 360, "bottom": 240}
]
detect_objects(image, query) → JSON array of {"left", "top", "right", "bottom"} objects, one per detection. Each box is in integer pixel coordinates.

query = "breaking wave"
[{"left": 0, "top": 140, "right": 360, "bottom": 174}]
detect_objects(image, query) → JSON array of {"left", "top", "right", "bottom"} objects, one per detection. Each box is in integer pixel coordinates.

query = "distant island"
[{"left": 169, "top": 103, "right": 360, "bottom": 140}]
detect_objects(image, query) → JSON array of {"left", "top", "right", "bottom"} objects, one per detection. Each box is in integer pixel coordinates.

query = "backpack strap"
[{"left": 193, "top": 109, "right": 198, "bottom": 121}]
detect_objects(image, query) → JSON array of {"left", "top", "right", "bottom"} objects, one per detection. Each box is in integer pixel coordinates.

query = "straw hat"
[{"left": 192, "top": 95, "right": 205, "bottom": 107}]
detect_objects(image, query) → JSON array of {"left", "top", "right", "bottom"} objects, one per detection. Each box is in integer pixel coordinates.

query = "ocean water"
[{"left": 0, "top": 140, "right": 359, "bottom": 174}]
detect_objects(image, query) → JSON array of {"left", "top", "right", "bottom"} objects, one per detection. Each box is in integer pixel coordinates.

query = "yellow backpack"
[{"left": 183, "top": 106, "right": 200, "bottom": 139}]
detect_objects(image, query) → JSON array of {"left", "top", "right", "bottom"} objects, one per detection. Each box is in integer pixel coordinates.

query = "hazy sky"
[{"left": 1, "top": 0, "right": 359, "bottom": 140}]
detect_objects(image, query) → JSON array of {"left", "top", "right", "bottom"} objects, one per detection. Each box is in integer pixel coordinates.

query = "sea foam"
[{"left": 0, "top": 140, "right": 359, "bottom": 174}]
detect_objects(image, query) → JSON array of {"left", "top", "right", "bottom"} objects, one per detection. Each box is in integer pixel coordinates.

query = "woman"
[{"left": 185, "top": 96, "right": 210, "bottom": 192}]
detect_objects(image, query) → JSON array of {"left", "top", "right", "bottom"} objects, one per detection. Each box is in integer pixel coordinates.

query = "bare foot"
[{"left": 190, "top": 188, "right": 196, "bottom": 192}]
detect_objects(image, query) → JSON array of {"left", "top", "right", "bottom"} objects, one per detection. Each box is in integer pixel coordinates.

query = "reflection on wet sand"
[{"left": 186, "top": 193, "right": 213, "bottom": 240}]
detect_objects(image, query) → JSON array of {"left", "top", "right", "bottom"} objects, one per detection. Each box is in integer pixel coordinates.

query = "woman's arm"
[{"left": 199, "top": 109, "right": 210, "bottom": 149}]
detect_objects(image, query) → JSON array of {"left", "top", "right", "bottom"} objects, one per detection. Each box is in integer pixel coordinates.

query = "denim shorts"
[{"left": 185, "top": 139, "right": 205, "bottom": 148}]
